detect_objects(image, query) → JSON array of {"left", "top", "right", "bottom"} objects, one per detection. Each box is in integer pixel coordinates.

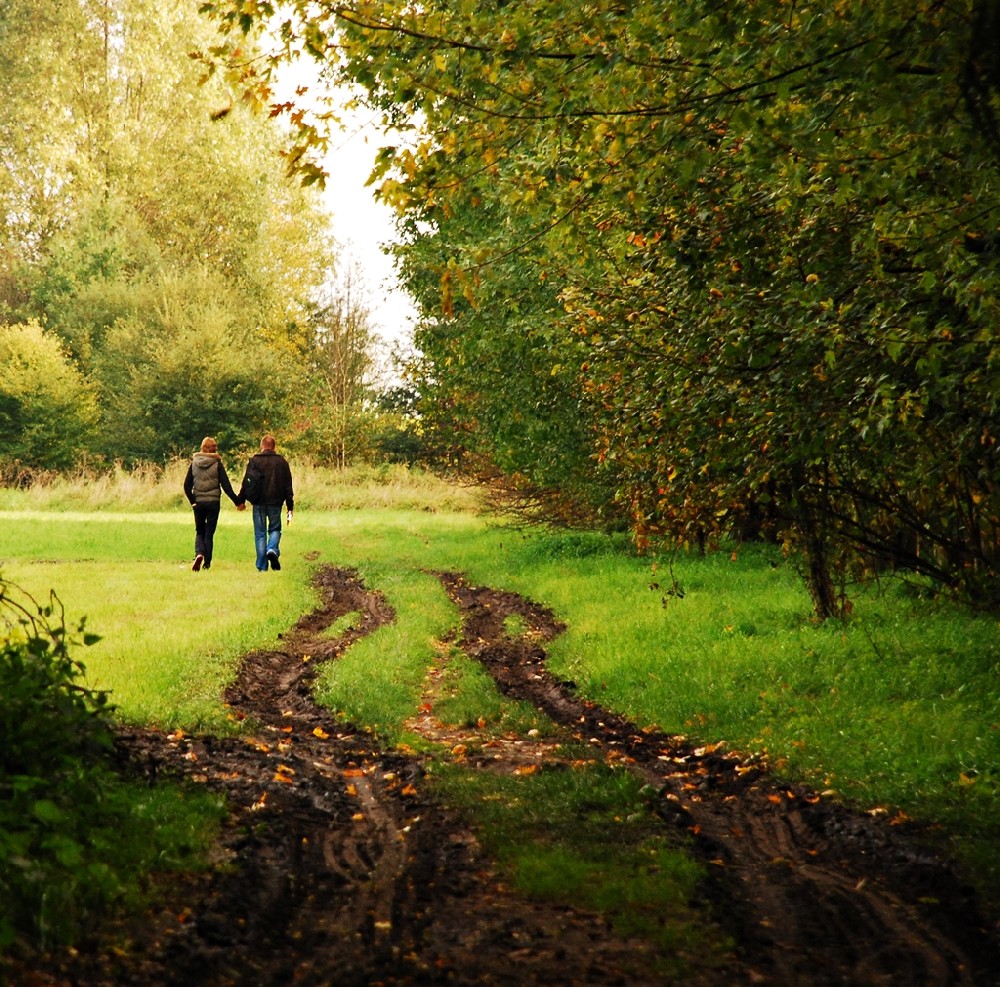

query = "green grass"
[
  {"left": 2, "top": 465, "right": 999, "bottom": 953},
  {"left": 428, "top": 760, "right": 731, "bottom": 980},
  {"left": 1, "top": 512, "right": 310, "bottom": 731}
]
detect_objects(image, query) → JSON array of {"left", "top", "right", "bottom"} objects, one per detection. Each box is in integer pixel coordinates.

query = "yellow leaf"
[{"left": 312, "top": 727, "right": 329, "bottom": 739}]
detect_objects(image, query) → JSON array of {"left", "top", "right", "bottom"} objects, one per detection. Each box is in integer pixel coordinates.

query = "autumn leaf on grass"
[
  {"left": 514, "top": 764, "right": 539, "bottom": 776},
  {"left": 401, "top": 784, "right": 418, "bottom": 797}
]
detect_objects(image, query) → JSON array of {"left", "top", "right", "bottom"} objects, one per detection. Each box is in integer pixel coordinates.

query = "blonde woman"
[{"left": 182, "top": 436, "right": 245, "bottom": 571}]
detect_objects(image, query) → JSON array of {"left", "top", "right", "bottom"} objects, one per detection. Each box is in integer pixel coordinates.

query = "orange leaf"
[{"left": 312, "top": 727, "right": 329, "bottom": 739}]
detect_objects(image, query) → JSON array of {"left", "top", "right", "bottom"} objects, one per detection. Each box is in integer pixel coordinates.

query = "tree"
[
  {"left": 0, "top": 321, "right": 98, "bottom": 473},
  {"left": 297, "top": 260, "right": 378, "bottom": 467},
  {"left": 1, "top": 0, "right": 339, "bottom": 464},
  {"left": 190, "top": 2, "right": 1000, "bottom": 610}
]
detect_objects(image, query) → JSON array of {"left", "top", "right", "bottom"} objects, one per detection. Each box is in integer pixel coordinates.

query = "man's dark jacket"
[{"left": 239, "top": 450, "right": 294, "bottom": 510}]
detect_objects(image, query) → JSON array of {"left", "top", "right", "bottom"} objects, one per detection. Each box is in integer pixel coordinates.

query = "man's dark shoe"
[
  {"left": 266, "top": 550, "right": 281, "bottom": 571},
  {"left": 192, "top": 554, "right": 204, "bottom": 572}
]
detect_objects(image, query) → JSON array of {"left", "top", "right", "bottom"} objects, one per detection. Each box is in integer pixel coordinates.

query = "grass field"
[{"left": 2, "top": 466, "right": 998, "bottom": 922}]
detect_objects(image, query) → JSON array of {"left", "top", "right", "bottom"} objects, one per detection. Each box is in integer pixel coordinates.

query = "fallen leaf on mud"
[
  {"left": 275, "top": 764, "right": 295, "bottom": 777},
  {"left": 401, "top": 784, "right": 418, "bottom": 796},
  {"left": 346, "top": 784, "right": 358, "bottom": 796},
  {"left": 253, "top": 741, "right": 271, "bottom": 753},
  {"left": 343, "top": 768, "right": 365, "bottom": 778},
  {"left": 280, "top": 725, "right": 294, "bottom": 733},
  {"left": 301, "top": 654, "right": 312, "bottom": 662},
  {"left": 451, "top": 744, "right": 468, "bottom": 757},
  {"left": 514, "top": 764, "right": 540, "bottom": 776},
  {"left": 312, "top": 727, "right": 329, "bottom": 739},
  {"left": 477, "top": 716, "right": 487, "bottom": 728},
  {"left": 251, "top": 793, "right": 268, "bottom": 811},
  {"left": 352, "top": 813, "right": 365, "bottom": 821},
  {"left": 184, "top": 751, "right": 198, "bottom": 762},
  {"left": 767, "top": 794, "right": 782, "bottom": 804},
  {"left": 693, "top": 742, "right": 725, "bottom": 756}
]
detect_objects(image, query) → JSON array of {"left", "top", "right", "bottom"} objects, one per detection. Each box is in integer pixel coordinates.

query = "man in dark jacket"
[{"left": 237, "top": 434, "right": 294, "bottom": 572}]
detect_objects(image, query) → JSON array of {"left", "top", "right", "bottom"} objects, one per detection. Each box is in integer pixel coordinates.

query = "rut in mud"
[{"left": 17, "top": 564, "right": 1000, "bottom": 986}]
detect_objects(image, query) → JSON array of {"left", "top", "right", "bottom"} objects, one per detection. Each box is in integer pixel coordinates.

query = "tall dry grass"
[{"left": 0, "top": 461, "right": 485, "bottom": 514}]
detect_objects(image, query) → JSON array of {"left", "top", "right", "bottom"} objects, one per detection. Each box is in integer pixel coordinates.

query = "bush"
[
  {"left": 0, "top": 320, "right": 98, "bottom": 470},
  {"left": 0, "top": 581, "right": 114, "bottom": 948}
]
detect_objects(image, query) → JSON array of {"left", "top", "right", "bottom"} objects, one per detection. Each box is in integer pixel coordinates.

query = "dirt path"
[{"left": 19, "top": 565, "right": 1000, "bottom": 986}]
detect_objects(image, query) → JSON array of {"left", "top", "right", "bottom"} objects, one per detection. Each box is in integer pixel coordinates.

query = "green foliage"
[
  {"left": 0, "top": 0, "right": 351, "bottom": 467},
  {"left": 93, "top": 305, "right": 301, "bottom": 463},
  {"left": 0, "top": 580, "right": 112, "bottom": 947},
  {"left": 0, "top": 576, "right": 227, "bottom": 953},
  {"left": 0, "top": 321, "right": 98, "bottom": 472},
  {"left": 203, "top": 0, "right": 1000, "bottom": 612}
]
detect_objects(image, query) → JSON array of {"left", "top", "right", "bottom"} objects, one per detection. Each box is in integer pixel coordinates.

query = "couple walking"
[{"left": 183, "top": 435, "right": 294, "bottom": 573}]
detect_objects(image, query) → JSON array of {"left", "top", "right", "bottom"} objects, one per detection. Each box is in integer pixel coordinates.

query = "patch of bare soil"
[{"left": 13, "top": 565, "right": 1000, "bottom": 987}]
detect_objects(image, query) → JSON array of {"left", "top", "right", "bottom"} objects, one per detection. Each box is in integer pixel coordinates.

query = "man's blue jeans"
[{"left": 252, "top": 504, "right": 283, "bottom": 571}]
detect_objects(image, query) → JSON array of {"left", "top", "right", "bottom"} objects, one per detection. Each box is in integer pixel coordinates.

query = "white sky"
[
  {"left": 319, "top": 104, "right": 417, "bottom": 353},
  {"left": 273, "top": 54, "right": 417, "bottom": 358}
]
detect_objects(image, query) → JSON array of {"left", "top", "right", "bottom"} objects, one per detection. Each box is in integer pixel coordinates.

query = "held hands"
[
  {"left": 236, "top": 502, "right": 247, "bottom": 512},
  {"left": 286, "top": 511, "right": 293, "bottom": 525}
]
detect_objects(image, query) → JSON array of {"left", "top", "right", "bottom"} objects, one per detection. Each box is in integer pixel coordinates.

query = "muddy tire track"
[
  {"left": 17, "top": 567, "right": 692, "bottom": 987},
  {"left": 438, "top": 571, "right": 1000, "bottom": 987}
]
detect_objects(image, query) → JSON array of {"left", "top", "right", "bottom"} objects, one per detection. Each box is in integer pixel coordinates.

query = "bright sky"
[
  {"left": 319, "top": 103, "right": 418, "bottom": 355},
  {"left": 273, "top": 51, "right": 417, "bottom": 361}
]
